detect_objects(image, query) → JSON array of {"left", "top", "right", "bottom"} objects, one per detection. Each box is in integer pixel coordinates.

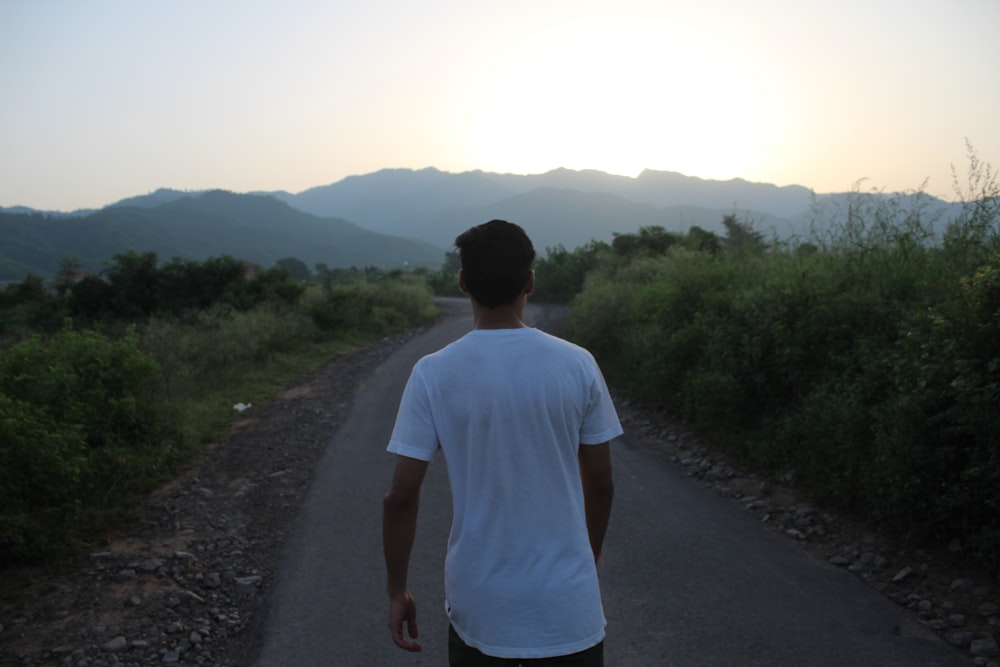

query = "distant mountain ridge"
[
  {"left": 0, "top": 190, "right": 444, "bottom": 281},
  {"left": 265, "top": 167, "right": 822, "bottom": 249},
  {"left": 266, "top": 167, "right": 960, "bottom": 251},
  {"left": 108, "top": 188, "right": 198, "bottom": 209},
  {"left": 1, "top": 167, "right": 961, "bottom": 281}
]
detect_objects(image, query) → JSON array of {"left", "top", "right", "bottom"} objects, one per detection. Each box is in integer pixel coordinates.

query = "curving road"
[{"left": 247, "top": 300, "right": 967, "bottom": 666}]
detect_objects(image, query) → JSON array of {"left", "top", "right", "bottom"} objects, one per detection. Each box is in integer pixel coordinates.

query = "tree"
[
  {"left": 68, "top": 275, "right": 114, "bottom": 320},
  {"left": 532, "top": 241, "right": 610, "bottom": 303},
  {"left": 611, "top": 226, "right": 680, "bottom": 258},
  {"left": 427, "top": 251, "right": 464, "bottom": 297},
  {"left": 104, "top": 251, "right": 161, "bottom": 319},
  {"left": 53, "top": 257, "right": 83, "bottom": 298},
  {"left": 687, "top": 226, "right": 722, "bottom": 256},
  {"left": 158, "top": 255, "right": 246, "bottom": 314},
  {"left": 276, "top": 257, "right": 312, "bottom": 283},
  {"left": 1, "top": 274, "right": 47, "bottom": 306},
  {"left": 441, "top": 250, "right": 461, "bottom": 274},
  {"left": 232, "top": 266, "right": 304, "bottom": 308},
  {"left": 0, "top": 274, "right": 65, "bottom": 333},
  {"left": 722, "top": 214, "right": 766, "bottom": 257}
]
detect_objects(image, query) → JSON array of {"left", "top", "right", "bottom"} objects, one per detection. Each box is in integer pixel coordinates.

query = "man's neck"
[{"left": 471, "top": 297, "right": 529, "bottom": 330}]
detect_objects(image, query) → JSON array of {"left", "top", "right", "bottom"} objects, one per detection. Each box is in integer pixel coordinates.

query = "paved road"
[{"left": 248, "top": 302, "right": 968, "bottom": 666}]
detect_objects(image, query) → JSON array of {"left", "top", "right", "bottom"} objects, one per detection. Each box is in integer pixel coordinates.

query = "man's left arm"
[
  {"left": 383, "top": 454, "right": 430, "bottom": 652},
  {"left": 578, "top": 441, "right": 614, "bottom": 563}
]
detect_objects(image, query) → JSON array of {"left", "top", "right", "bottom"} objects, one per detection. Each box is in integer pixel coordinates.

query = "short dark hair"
[{"left": 455, "top": 220, "right": 536, "bottom": 308}]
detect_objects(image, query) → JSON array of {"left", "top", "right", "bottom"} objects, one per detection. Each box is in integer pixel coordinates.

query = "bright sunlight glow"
[{"left": 458, "top": 14, "right": 771, "bottom": 180}]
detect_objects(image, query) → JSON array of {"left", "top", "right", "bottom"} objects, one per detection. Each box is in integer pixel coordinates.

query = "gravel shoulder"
[
  {"left": 1, "top": 302, "right": 996, "bottom": 666},
  {"left": 616, "top": 401, "right": 998, "bottom": 664}
]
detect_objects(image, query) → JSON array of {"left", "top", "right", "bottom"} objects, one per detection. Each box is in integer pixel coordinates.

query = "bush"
[
  {"left": 533, "top": 241, "right": 610, "bottom": 303},
  {"left": 228, "top": 266, "right": 305, "bottom": 310},
  {"left": 63, "top": 253, "right": 301, "bottom": 323},
  {"left": 0, "top": 327, "right": 160, "bottom": 451},
  {"left": 564, "top": 158, "right": 1000, "bottom": 569},
  {"left": 0, "top": 394, "right": 86, "bottom": 558},
  {"left": 0, "top": 274, "right": 66, "bottom": 338},
  {"left": 307, "top": 279, "right": 435, "bottom": 336},
  {"left": 141, "top": 301, "right": 320, "bottom": 401},
  {"left": 0, "top": 263, "right": 440, "bottom": 564},
  {"left": 0, "top": 327, "right": 177, "bottom": 562}
]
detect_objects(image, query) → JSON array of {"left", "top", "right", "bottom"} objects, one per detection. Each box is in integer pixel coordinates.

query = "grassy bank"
[{"left": 0, "top": 273, "right": 436, "bottom": 563}]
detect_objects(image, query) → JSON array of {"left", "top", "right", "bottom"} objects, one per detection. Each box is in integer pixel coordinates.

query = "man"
[{"left": 383, "top": 220, "right": 622, "bottom": 665}]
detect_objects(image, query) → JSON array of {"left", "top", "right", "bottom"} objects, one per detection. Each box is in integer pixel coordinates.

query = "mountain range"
[
  {"left": 270, "top": 167, "right": 820, "bottom": 250},
  {"left": 0, "top": 167, "right": 961, "bottom": 281},
  {"left": 0, "top": 191, "right": 443, "bottom": 281}
]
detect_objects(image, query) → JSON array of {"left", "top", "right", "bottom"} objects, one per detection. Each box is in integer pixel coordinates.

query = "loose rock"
[
  {"left": 971, "top": 638, "right": 999, "bottom": 658},
  {"left": 101, "top": 636, "right": 127, "bottom": 653},
  {"left": 948, "top": 630, "right": 977, "bottom": 648}
]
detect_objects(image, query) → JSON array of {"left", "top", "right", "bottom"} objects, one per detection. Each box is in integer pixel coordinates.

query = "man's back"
[
  {"left": 389, "top": 327, "right": 622, "bottom": 657},
  {"left": 383, "top": 220, "right": 618, "bottom": 663}
]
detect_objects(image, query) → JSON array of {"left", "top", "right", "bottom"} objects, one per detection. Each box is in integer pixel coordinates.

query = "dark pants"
[{"left": 448, "top": 625, "right": 604, "bottom": 667}]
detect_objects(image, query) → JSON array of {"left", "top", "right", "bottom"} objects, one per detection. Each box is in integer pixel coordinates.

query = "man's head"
[{"left": 454, "top": 220, "right": 536, "bottom": 308}]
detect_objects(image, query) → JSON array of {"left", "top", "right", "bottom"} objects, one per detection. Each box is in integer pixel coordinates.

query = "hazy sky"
[{"left": 2, "top": 0, "right": 997, "bottom": 211}]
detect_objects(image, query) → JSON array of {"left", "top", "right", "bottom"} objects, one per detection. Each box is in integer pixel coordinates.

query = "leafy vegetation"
[
  {"left": 4, "top": 150, "right": 997, "bottom": 572},
  {"left": 558, "top": 149, "right": 999, "bottom": 570},
  {"left": 0, "top": 327, "right": 172, "bottom": 560},
  {"left": 0, "top": 252, "right": 439, "bottom": 563}
]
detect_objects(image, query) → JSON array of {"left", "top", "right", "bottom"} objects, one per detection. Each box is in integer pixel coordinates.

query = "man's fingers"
[
  {"left": 406, "top": 607, "right": 419, "bottom": 639},
  {"left": 394, "top": 635, "right": 422, "bottom": 651},
  {"left": 391, "top": 625, "right": 422, "bottom": 652},
  {"left": 388, "top": 594, "right": 422, "bottom": 652}
]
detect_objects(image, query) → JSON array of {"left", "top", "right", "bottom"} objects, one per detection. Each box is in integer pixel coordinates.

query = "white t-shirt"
[{"left": 388, "top": 327, "right": 623, "bottom": 659}]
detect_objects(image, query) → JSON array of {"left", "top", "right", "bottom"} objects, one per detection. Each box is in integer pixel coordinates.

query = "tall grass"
[
  {"left": 140, "top": 300, "right": 332, "bottom": 448},
  {"left": 142, "top": 278, "right": 436, "bottom": 451}
]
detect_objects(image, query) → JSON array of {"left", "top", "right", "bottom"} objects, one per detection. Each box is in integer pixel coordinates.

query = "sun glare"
[{"left": 462, "top": 13, "right": 770, "bottom": 180}]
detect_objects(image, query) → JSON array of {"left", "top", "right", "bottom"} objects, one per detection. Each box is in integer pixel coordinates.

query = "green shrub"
[
  {"left": 0, "top": 327, "right": 177, "bottom": 562},
  {"left": 140, "top": 280, "right": 435, "bottom": 451},
  {"left": 533, "top": 241, "right": 610, "bottom": 303},
  {"left": 564, "top": 158, "right": 1000, "bottom": 569},
  {"left": 0, "top": 265, "right": 440, "bottom": 564},
  {"left": 0, "top": 394, "right": 86, "bottom": 558},
  {"left": 228, "top": 266, "right": 305, "bottom": 310},
  {"left": 0, "top": 327, "right": 159, "bottom": 451},
  {"left": 0, "top": 275, "right": 67, "bottom": 339},
  {"left": 142, "top": 301, "right": 320, "bottom": 398},
  {"left": 307, "top": 279, "right": 435, "bottom": 336}
]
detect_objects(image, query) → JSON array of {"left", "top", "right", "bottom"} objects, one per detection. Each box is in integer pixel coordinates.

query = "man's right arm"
[
  {"left": 578, "top": 441, "right": 614, "bottom": 562},
  {"left": 383, "top": 455, "right": 429, "bottom": 652}
]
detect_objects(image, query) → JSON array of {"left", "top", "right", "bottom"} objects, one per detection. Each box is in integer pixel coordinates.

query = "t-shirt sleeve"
[
  {"left": 579, "top": 356, "right": 624, "bottom": 445},
  {"left": 387, "top": 362, "right": 439, "bottom": 461}
]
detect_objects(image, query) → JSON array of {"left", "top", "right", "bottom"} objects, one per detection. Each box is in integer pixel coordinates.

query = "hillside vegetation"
[
  {"left": 6, "top": 167, "right": 965, "bottom": 281},
  {"left": 0, "top": 190, "right": 444, "bottom": 281},
  {"left": 0, "top": 253, "right": 438, "bottom": 563},
  {"left": 537, "top": 152, "right": 999, "bottom": 570}
]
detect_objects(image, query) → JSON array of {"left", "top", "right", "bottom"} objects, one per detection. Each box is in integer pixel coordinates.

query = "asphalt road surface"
[{"left": 248, "top": 301, "right": 968, "bottom": 666}]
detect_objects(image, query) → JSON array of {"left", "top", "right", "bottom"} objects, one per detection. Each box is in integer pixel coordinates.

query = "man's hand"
[
  {"left": 383, "top": 455, "right": 428, "bottom": 651},
  {"left": 388, "top": 590, "right": 421, "bottom": 652}
]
